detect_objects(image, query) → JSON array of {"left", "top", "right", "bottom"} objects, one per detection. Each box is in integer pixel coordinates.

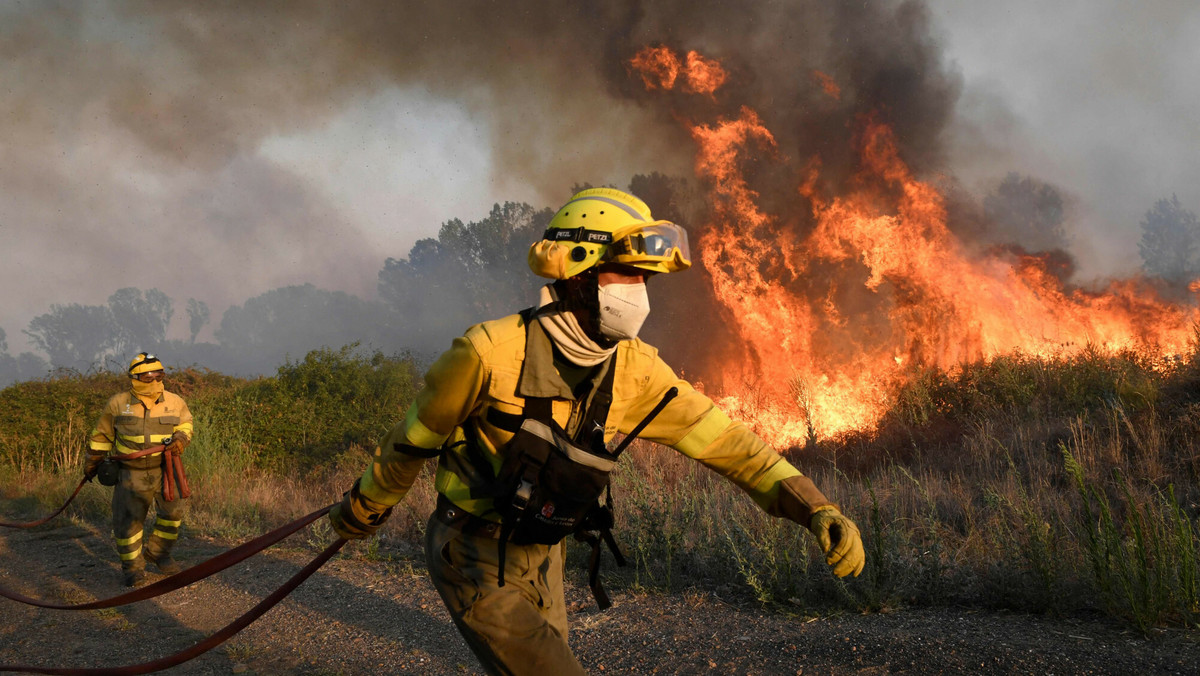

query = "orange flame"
[
  {"left": 632, "top": 49, "right": 1200, "bottom": 446},
  {"left": 628, "top": 46, "right": 726, "bottom": 97},
  {"left": 682, "top": 51, "right": 727, "bottom": 96},
  {"left": 630, "top": 46, "right": 680, "bottom": 90}
]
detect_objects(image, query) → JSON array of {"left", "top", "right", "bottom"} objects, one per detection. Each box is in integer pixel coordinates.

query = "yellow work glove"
[
  {"left": 328, "top": 479, "right": 393, "bottom": 540},
  {"left": 809, "top": 505, "right": 865, "bottom": 578}
]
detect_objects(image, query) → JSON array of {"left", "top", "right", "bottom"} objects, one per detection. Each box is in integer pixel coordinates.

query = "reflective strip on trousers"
[
  {"left": 153, "top": 516, "right": 182, "bottom": 541},
  {"left": 115, "top": 530, "right": 143, "bottom": 546}
]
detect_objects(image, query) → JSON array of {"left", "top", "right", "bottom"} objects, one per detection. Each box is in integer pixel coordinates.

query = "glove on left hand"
[
  {"left": 166, "top": 434, "right": 190, "bottom": 454},
  {"left": 83, "top": 453, "right": 104, "bottom": 478},
  {"left": 809, "top": 505, "right": 865, "bottom": 578},
  {"left": 329, "top": 479, "right": 394, "bottom": 540}
]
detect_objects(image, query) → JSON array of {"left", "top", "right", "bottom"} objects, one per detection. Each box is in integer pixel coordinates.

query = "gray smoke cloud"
[{"left": 929, "top": 1, "right": 1200, "bottom": 278}]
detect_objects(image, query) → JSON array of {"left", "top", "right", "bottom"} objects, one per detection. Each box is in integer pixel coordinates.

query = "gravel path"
[{"left": 1, "top": 517, "right": 1198, "bottom": 675}]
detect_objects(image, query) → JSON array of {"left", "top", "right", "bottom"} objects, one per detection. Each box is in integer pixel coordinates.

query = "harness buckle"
[{"left": 512, "top": 478, "right": 534, "bottom": 511}]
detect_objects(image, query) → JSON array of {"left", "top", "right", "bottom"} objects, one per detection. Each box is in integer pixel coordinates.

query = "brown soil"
[{"left": 1, "top": 516, "right": 1198, "bottom": 675}]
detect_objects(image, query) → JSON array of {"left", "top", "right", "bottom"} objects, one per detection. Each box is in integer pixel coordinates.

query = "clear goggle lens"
[{"left": 617, "top": 223, "right": 690, "bottom": 260}]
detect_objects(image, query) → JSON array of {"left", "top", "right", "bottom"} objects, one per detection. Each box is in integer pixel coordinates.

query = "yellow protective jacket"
[
  {"left": 88, "top": 390, "right": 194, "bottom": 469},
  {"left": 356, "top": 311, "right": 808, "bottom": 523}
]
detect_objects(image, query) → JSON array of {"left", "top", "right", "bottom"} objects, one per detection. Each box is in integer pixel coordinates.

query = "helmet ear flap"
[{"left": 529, "top": 240, "right": 573, "bottom": 279}]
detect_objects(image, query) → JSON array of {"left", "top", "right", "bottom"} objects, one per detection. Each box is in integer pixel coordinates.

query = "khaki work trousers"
[
  {"left": 112, "top": 465, "right": 187, "bottom": 572},
  {"left": 425, "top": 513, "right": 586, "bottom": 676}
]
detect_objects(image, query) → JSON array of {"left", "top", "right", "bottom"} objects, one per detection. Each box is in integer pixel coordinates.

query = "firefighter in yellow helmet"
[
  {"left": 85, "top": 353, "right": 194, "bottom": 586},
  {"left": 330, "top": 188, "right": 864, "bottom": 674}
]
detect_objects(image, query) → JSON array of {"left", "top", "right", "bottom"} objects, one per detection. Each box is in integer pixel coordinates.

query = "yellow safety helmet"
[
  {"left": 528, "top": 188, "right": 692, "bottom": 279},
  {"left": 128, "top": 352, "right": 164, "bottom": 377}
]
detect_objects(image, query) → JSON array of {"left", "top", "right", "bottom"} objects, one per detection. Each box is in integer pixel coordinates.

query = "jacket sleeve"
[
  {"left": 622, "top": 354, "right": 831, "bottom": 524},
  {"left": 356, "top": 334, "right": 486, "bottom": 507},
  {"left": 87, "top": 396, "right": 120, "bottom": 459}
]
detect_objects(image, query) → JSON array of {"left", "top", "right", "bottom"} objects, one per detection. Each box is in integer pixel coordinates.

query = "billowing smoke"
[{"left": 2, "top": 0, "right": 1067, "bottom": 383}]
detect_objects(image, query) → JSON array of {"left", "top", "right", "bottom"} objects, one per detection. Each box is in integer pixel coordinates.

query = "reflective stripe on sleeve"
[
  {"left": 89, "top": 441, "right": 114, "bottom": 451},
  {"left": 757, "top": 458, "right": 802, "bottom": 492},
  {"left": 359, "top": 468, "right": 403, "bottom": 507},
  {"left": 674, "top": 407, "right": 733, "bottom": 457},
  {"left": 402, "top": 403, "right": 449, "bottom": 450}
]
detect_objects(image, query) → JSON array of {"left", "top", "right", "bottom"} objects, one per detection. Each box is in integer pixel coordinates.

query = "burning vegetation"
[{"left": 629, "top": 46, "right": 1199, "bottom": 445}]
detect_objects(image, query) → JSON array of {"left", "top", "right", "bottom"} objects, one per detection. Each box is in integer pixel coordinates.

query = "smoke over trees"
[
  {"left": 0, "top": 328, "right": 47, "bottom": 386},
  {"left": 21, "top": 288, "right": 174, "bottom": 372},
  {"left": 377, "top": 201, "right": 553, "bottom": 348},
  {"left": 2, "top": 198, "right": 557, "bottom": 384},
  {"left": 982, "top": 173, "right": 1067, "bottom": 253},
  {"left": 107, "top": 288, "right": 173, "bottom": 356},
  {"left": 1139, "top": 195, "right": 1200, "bottom": 285},
  {"left": 186, "top": 299, "right": 210, "bottom": 344}
]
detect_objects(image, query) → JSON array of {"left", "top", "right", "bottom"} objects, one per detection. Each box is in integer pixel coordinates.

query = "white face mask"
[{"left": 597, "top": 282, "right": 651, "bottom": 341}]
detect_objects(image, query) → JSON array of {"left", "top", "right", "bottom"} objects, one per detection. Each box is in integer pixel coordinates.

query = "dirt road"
[{"left": 2, "top": 517, "right": 1198, "bottom": 675}]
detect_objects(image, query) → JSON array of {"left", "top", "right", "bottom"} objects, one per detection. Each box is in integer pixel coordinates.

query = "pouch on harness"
[
  {"left": 470, "top": 352, "right": 678, "bottom": 609},
  {"left": 95, "top": 457, "right": 121, "bottom": 486}
]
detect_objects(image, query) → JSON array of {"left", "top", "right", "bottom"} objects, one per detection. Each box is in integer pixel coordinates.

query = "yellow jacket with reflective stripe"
[
  {"left": 358, "top": 311, "right": 801, "bottom": 522},
  {"left": 88, "top": 390, "right": 194, "bottom": 458}
]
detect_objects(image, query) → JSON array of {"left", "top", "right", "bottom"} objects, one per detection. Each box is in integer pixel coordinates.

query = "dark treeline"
[
  {"left": 0, "top": 196, "right": 558, "bottom": 384},
  {"left": 3, "top": 172, "right": 1198, "bottom": 389}
]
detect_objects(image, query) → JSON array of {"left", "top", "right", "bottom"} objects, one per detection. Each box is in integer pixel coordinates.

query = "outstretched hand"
[
  {"left": 329, "top": 479, "right": 393, "bottom": 540},
  {"left": 808, "top": 505, "right": 865, "bottom": 578}
]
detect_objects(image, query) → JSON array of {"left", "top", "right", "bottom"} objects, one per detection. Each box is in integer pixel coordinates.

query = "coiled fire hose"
[{"left": 0, "top": 505, "right": 343, "bottom": 675}]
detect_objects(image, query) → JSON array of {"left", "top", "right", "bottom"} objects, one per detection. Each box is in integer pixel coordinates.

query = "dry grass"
[{"left": 2, "top": 348, "right": 1198, "bottom": 632}]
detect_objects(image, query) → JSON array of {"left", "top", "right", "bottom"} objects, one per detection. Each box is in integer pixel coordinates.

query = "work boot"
[
  {"left": 123, "top": 569, "right": 145, "bottom": 587},
  {"left": 145, "top": 552, "right": 181, "bottom": 575}
]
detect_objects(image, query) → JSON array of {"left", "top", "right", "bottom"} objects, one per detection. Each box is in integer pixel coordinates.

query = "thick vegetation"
[{"left": 1, "top": 344, "right": 1198, "bottom": 633}]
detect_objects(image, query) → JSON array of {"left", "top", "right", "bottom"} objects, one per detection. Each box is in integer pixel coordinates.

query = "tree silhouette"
[
  {"left": 1139, "top": 195, "right": 1200, "bottom": 284},
  {"left": 216, "top": 284, "right": 397, "bottom": 367},
  {"left": 186, "top": 298, "right": 210, "bottom": 344},
  {"left": 108, "top": 287, "right": 173, "bottom": 354},
  {"left": 983, "top": 173, "right": 1067, "bottom": 252},
  {"left": 377, "top": 201, "right": 552, "bottom": 349},
  {"left": 24, "top": 303, "right": 117, "bottom": 369}
]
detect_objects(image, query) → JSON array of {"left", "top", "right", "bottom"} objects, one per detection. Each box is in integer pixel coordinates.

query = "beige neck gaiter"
[
  {"left": 130, "top": 380, "right": 163, "bottom": 409},
  {"left": 536, "top": 285, "right": 616, "bottom": 367}
]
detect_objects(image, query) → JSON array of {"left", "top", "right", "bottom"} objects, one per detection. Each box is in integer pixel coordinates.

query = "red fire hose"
[
  {"left": 0, "top": 505, "right": 343, "bottom": 674},
  {"left": 0, "top": 476, "right": 91, "bottom": 529},
  {"left": 0, "top": 442, "right": 193, "bottom": 531},
  {"left": 0, "top": 504, "right": 332, "bottom": 609},
  {"left": 0, "top": 538, "right": 346, "bottom": 675}
]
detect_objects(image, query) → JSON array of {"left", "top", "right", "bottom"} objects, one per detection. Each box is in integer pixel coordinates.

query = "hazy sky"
[
  {"left": 928, "top": 0, "right": 1200, "bottom": 276},
  {"left": 2, "top": 1, "right": 1197, "bottom": 355}
]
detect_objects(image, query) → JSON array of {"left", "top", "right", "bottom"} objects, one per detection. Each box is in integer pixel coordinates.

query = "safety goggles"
[
  {"left": 134, "top": 371, "right": 164, "bottom": 383},
  {"left": 608, "top": 222, "right": 691, "bottom": 266}
]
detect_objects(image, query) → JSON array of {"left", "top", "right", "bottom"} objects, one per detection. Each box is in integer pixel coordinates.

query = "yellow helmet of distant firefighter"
[
  {"left": 528, "top": 188, "right": 692, "bottom": 279},
  {"left": 127, "top": 352, "right": 164, "bottom": 377}
]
